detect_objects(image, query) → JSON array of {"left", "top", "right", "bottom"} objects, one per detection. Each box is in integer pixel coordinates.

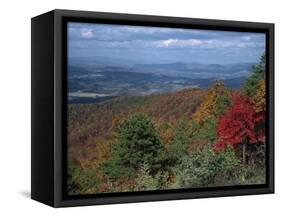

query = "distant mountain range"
[
  {"left": 132, "top": 62, "right": 254, "bottom": 79},
  {"left": 67, "top": 57, "right": 255, "bottom": 104},
  {"left": 69, "top": 56, "right": 255, "bottom": 78}
]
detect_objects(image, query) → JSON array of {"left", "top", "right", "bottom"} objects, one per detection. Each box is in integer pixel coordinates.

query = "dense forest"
[{"left": 67, "top": 54, "right": 266, "bottom": 195}]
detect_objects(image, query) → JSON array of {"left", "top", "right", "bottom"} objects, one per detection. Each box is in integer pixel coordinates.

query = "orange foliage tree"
[{"left": 193, "top": 81, "right": 231, "bottom": 124}]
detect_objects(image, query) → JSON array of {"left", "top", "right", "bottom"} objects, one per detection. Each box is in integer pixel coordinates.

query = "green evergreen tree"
[
  {"left": 244, "top": 53, "right": 266, "bottom": 96},
  {"left": 103, "top": 113, "right": 165, "bottom": 180}
]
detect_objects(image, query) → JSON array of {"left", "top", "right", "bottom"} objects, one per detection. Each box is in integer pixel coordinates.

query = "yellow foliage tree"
[
  {"left": 193, "top": 81, "right": 231, "bottom": 123},
  {"left": 94, "top": 137, "right": 113, "bottom": 166},
  {"left": 252, "top": 79, "right": 266, "bottom": 112}
]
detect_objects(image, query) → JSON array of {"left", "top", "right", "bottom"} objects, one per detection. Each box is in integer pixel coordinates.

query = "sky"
[{"left": 67, "top": 22, "right": 266, "bottom": 65}]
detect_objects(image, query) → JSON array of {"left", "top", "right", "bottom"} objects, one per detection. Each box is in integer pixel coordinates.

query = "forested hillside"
[
  {"left": 67, "top": 54, "right": 266, "bottom": 195},
  {"left": 68, "top": 88, "right": 204, "bottom": 163}
]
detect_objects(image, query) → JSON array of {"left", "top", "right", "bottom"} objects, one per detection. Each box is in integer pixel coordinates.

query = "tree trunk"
[{"left": 242, "top": 143, "right": 246, "bottom": 164}]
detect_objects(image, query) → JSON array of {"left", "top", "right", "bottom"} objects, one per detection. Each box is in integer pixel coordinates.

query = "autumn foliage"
[
  {"left": 193, "top": 81, "right": 231, "bottom": 123},
  {"left": 253, "top": 79, "right": 266, "bottom": 113},
  {"left": 67, "top": 53, "right": 267, "bottom": 195},
  {"left": 215, "top": 93, "right": 265, "bottom": 151}
]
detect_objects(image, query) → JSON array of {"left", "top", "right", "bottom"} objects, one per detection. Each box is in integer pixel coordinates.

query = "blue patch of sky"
[{"left": 67, "top": 22, "right": 266, "bottom": 65}]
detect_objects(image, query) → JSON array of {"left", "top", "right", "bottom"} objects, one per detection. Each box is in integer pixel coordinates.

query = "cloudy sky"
[{"left": 67, "top": 22, "right": 266, "bottom": 64}]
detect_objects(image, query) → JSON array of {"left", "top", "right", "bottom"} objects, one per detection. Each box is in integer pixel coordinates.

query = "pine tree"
[
  {"left": 244, "top": 53, "right": 266, "bottom": 96},
  {"left": 103, "top": 113, "right": 165, "bottom": 179}
]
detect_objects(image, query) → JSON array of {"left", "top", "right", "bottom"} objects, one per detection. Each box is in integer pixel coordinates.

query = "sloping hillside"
[{"left": 68, "top": 88, "right": 205, "bottom": 159}]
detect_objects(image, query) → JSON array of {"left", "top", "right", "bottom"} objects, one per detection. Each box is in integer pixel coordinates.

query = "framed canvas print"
[{"left": 31, "top": 9, "right": 274, "bottom": 207}]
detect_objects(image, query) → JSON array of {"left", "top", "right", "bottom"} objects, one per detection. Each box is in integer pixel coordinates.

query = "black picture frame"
[{"left": 31, "top": 9, "right": 274, "bottom": 207}]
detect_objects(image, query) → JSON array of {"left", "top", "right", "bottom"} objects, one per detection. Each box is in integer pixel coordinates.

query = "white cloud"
[
  {"left": 203, "top": 39, "right": 264, "bottom": 49},
  {"left": 81, "top": 29, "right": 94, "bottom": 39},
  {"left": 153, "top": 38, "right": 203, "bottom": 48},
  {"left": 119, "top": 26, "right": 184, "bottom": 34},
  {"left": 150, "top": 38, "right": 264, "bottom": 49}
]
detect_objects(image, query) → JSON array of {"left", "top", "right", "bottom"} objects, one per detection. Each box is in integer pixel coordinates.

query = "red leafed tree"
[{"left": 215, "top": 93, "right": 265, "bottom": 163}]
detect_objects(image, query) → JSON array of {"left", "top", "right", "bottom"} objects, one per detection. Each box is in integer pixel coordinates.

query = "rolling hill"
[
  {"left": 68, "top": 87, "right": 205, "bottom": 159},
  {"left": 67, "top": 62, "right": 251, "bottom": 104}
]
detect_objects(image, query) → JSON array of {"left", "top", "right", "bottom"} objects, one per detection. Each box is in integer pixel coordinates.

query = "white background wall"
[{"left": 0, "top": 0, "right": 279, "bottom": 215}]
